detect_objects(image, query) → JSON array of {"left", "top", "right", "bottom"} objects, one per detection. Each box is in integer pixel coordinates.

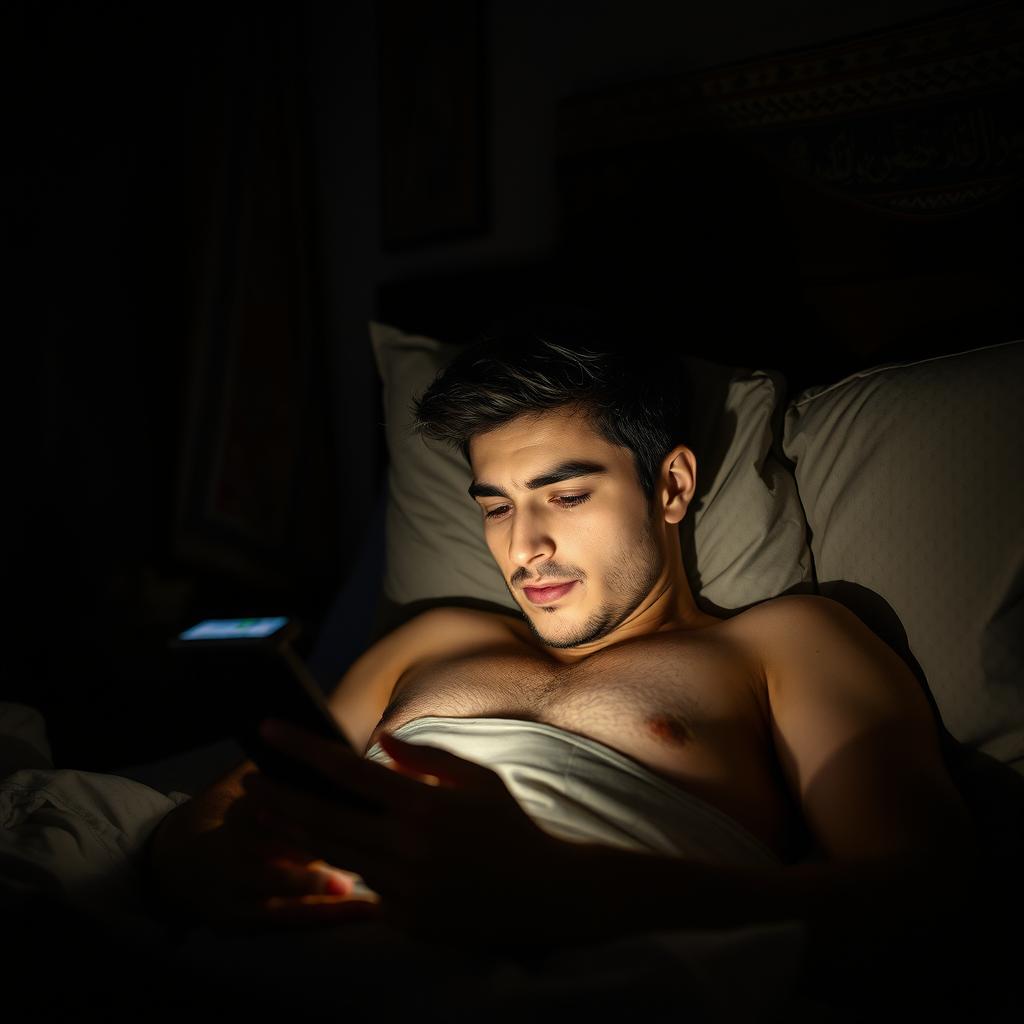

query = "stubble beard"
[{"left": 508, "top": 510, "right": 664, "bottom": 650}]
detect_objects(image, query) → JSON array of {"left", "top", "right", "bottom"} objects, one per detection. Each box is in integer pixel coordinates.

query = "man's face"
[{"left": 468, "top": 406, "right": 665, "bottom": 649}]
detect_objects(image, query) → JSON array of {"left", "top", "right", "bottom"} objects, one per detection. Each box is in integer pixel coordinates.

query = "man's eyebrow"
[{"left": 468, "top": 460, "right": 608, "bottom": 499}]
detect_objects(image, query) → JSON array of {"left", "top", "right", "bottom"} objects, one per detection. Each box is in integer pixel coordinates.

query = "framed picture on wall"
[{"left": 377, "top": 0, "right": 489, "bottom": 250}]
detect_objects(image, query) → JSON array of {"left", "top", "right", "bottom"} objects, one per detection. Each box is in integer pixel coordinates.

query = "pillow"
[
  {"left": 782, "top": 340, "right": 1024, "bottom": 771},
  {"left": 370, "top": 321, "right": 812, "bottom": 619}
]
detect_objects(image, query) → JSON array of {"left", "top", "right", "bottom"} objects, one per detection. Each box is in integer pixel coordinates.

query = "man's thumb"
[{"left": 378, "top": 733, "right": 494, "bottom": 789}]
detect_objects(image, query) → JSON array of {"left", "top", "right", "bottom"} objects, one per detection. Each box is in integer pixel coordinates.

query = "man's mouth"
[{"left": 522, "top": 581, "right": 579, "bottom": 606}]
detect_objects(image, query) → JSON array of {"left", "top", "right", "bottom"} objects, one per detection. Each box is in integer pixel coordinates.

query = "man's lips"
[{"left": 522, "top": 581, "right": 579, "bottom": 605}]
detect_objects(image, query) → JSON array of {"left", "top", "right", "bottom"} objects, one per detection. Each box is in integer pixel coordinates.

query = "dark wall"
[
  {"left": 10, "top": 6, "right": 193, "bottom": 751},
  {"left": 8, "top": 5, "right": 351, "bottom": 765}
]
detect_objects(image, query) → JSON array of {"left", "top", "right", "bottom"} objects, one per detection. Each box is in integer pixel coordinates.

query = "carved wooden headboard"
[{"left": 378, "top": 0, "right": 1023, "bottom": 392}]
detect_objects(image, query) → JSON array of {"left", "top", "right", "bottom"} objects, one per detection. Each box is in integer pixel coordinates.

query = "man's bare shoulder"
[
  {"left": 727, "top": 591, "right": 849, "bottom": 629},
  {"left": 719, "top": 592, "right": 923, "bottom": 702},
  {"left": 719, "top": 593, "right": 864, "bottom": 659}
]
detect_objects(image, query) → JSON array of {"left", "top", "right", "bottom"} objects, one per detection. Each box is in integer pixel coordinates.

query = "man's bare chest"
[
  {"left": 375, "top": 630, "right": 800, "bottom": 856},
  {"left": 383, "top": 632, "right": 751, "bottom": 748}
]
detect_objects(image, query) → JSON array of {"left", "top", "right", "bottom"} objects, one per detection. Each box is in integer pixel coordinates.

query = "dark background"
[{"left": 5, "top": 0, "right": 1020, "bottom": 770}]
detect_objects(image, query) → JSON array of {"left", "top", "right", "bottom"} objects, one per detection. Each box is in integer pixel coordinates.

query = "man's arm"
[
  {"left": 140, "top": 613, "right": 414, "bottom": 925},
  {"left": 759, "top": 594, "right": 975, "bottom": 865},
  {"left": 143, "top": 606, "right": 519, "bottom": 925}
]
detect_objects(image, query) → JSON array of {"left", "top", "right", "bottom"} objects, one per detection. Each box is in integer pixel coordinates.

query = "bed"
[
  {"left": 4, "top": 327, "right": 1020, "bottom": 1024},
  {"left": 4, "top": 4, "right": 1023, "bottom": 1021}
]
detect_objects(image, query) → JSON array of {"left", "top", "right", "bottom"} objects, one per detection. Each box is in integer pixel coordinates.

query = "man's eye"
[
  {"left": 484, "top": 494, "right": 590, "bottom": 521},
  {"left": 555, "top": 494, "right": 591, "bottom": 508}
]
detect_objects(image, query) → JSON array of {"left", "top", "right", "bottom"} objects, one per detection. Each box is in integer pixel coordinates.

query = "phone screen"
[{"left": 177, "top": 617, "right": 289, "bottom": 641}]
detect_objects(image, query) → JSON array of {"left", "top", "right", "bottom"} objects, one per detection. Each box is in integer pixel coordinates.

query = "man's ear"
[{"left": 659, "top": 446, "right": 697, "bottom": 525}]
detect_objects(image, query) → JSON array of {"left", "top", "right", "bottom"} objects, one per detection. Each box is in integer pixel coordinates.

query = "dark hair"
[{"left": 412, "top": 312, "right": 686, "bottom": 498}]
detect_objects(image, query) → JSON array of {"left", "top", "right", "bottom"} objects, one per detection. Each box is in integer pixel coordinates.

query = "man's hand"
[
  {"left": 145, "top": 763, "right": 374, "bottom": 931},
  {"left": 240, "top": 719, "right": 588, "bottom": 945}
]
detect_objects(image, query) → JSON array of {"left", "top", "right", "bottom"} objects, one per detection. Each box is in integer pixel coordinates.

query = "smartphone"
[{"left": 170, "top": 616, "right": 369, "bottom": 804}]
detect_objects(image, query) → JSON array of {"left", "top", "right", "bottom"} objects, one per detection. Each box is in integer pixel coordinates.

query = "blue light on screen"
[{"left": 178, "top": 617, "right": 288, "bottom": 641}]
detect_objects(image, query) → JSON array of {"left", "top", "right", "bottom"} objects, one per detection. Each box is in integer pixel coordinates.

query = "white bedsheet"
[{"left": 367, "top": 715, "right": 783, "bottom": 865}]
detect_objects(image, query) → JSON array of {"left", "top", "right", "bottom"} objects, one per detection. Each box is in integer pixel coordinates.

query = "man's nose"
[{"left": 508, "top": 509, "right": 554, "bottom": 567}]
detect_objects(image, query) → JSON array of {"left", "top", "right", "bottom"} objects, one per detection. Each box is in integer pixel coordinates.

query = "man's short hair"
[{"left": 412, "top": 310, "right": 686, "bottom": 499}]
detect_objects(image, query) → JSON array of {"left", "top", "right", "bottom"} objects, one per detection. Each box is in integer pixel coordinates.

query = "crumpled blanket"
[
  {"left": 0, "top": 703, "right": 191, "bottom": 932},
  {"left": 0, "top": 702, "right": 809, "bottom": 1022}
]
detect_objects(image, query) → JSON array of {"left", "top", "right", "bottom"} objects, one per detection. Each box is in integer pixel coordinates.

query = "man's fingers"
[
  {"left": 378, "top": 733, "right": 499, "bottom": 790},
  {"left": 260, "top": 859, "right": 356, "bottom": 898},
  {"left": 207, "top": 892, "right": 383, "bottom": 932},
  {"left": 257, "top": 893, "right": 384, "bottom": 929},
  {"left": 257, "top": 720, "right": 425, "bottom": 806},
  {"left": 240, "top": 773, "right": 403, "bottom": 878},
  {"left": 241, "top": 771, "right": 387, "bottom": 843},
  {"left": 222, "top": 842, "right": 344, "bottom": 897},
  {"left": 223, "top": 793, "right": 321, "bottom": 865}
]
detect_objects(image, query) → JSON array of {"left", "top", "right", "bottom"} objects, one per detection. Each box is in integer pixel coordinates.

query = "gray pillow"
[
  {"left": 371, "top": 321, "right": 812, "bottom": 618},
  {"left": 782, "top": 340, "right": 1024, "bottom": 771}
]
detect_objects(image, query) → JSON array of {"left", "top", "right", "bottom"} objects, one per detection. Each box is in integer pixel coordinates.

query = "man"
[{"left": 146, "top": 325, "right": 977, "bottom": 988}]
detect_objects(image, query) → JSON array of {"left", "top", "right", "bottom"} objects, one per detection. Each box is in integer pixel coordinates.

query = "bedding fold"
[
  {"left": 0, "top": 702, "right": 189, "bottom": 933},
  {"left": 366, "top": 715, "right": 780, "bottom": 867}
]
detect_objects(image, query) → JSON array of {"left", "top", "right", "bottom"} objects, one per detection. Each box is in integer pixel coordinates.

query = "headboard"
[{"left": 378, "top": 0, "right": 1023, "bottom": 396}]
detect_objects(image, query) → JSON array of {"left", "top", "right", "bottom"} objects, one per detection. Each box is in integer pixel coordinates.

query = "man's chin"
[
  {"left": 523, "top": 608, "right": 617, "bottom": 650},
  {"left": 521, "top": 609, "right": 572, "bottom": 647}
]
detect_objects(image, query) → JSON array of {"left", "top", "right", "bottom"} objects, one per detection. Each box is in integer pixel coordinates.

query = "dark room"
[{"left": 4, "top": 1, "right": 1022, "bottom": 1020}]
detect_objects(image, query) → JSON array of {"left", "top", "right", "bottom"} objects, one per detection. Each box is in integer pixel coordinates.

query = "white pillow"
[
  {"left": 782, "top": 340, "right": 1024, "bottom": 771},
  {"left": 370, "top": 321, "right": 812, "bottom": 618}
]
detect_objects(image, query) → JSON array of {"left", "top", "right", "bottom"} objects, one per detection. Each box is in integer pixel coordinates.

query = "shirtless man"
[{"left": 145, "top": 328, "right": 977, "bottom": 976}]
